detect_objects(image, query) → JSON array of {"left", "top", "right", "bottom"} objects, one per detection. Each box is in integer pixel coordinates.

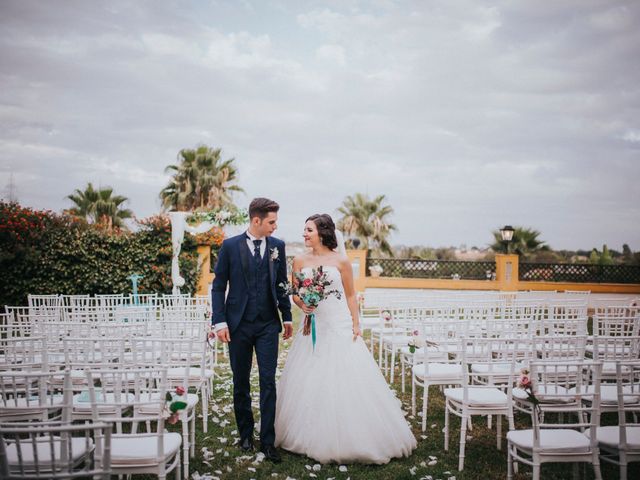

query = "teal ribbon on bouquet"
[{"left": 310, "top": 313, "right": 316, "bottom": 350}]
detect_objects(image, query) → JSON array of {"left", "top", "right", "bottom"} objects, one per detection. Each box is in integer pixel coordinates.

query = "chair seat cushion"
[
  {"left": 586, "top": 425, "right": 640, "bottom": 450},
  {"left": 72, "top": 392, "right": 136, "bottom": 413},
  {"left": 370, "top": 327, "right": 406, "bottom": 334},
  {"left": 471, "top": 361, "right": 525, "bottom": 374},
  {"left": 568, "top": 385, "right": 640, "bottom": 406},
  {"left": 5, "top": 436, "right": 93, "bottom": 468},
  {"left": 444, "top": 387, "right": 508, "bottom": 407},
  {"left": 382, "top": 335, "right": 413, "bottom": 346},
  {"left": 412, "top": 363, "right": 463, "bottom": 380},
  {"left": 507, "top": 429, "right": 591, "bottom": 453},
  {"left": 111, "top": 432, "right": 181, "bottom": 466},
  {"left": 400, "top": 346, "right": 446, "bottom": 359},
  {"left": 0, "top": 395, "right": 65, "bottom": 416},
  {"left": 513, "top": 385, "right": 573, "bottom": 404},
  {"left": 166, "top": 367, "right": 213, "bottom": 380}
]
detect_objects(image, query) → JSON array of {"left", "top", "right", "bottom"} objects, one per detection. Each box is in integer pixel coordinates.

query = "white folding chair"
[
  {"left": 444, "top": 337, "right": 518, "bottom": 471},
  {"left": 0, "top": 420, "right": 112, "bottom": 480},
  {"left": 85, "top": 367, "right": 181, "bottom": 480},
  {"left": 0, "top": 371, "right": 71, "bottom": 423},
  {"left": 591, "top": 360, "right": 640, "bottom": 480},
  {"left": 507, "top": 360, "right": 603, "bottom": 480}
]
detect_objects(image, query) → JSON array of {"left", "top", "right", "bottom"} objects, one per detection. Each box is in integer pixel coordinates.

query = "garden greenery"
[{"left": 0, "top": 201, "right": 200, "bottom": 307}]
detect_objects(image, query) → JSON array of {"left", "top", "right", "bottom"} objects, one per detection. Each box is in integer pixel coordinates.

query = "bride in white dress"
[{"left": 275, "top": 214, "right": 417, "bottom": 464}]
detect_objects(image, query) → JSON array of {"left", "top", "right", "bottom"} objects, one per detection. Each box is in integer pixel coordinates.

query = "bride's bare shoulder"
[{"left": 293, "top": 253, "right": 311, "bottom": 268}]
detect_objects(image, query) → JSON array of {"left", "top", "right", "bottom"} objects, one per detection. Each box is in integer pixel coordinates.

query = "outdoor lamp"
[{"left": 500, "top": 225, "right": 515, "bottom": 253}]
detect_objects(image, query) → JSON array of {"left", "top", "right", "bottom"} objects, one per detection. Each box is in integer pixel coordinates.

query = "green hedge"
[{"left": 0, "top": 202, "right": 200, "bottom": 307}]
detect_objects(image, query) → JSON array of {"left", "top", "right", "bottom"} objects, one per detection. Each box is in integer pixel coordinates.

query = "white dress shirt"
[
  {"left": 246, "top": 230, "right": 266, "bottom": 259},
  {"left": 214, "top": 231, "right": 291, "bottom": 332}
]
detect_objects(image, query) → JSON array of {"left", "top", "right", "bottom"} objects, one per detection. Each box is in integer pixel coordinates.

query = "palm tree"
[
  {"left": 337, "top": 193, "right": 397, "bottom": 256},
  {"left": 490, "top": 226, "right": 549, "bottom": 258},
  {"left": 67, "top": 183, "right": 133, "bottom": 230},
  {"left": 159, "top": 145, "right": 244, "bottom": 211}
]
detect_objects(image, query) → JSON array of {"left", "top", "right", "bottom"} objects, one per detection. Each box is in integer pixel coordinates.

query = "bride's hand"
[
  {"left": 300, "top": 304, "right": 316, "bottom": 315},
  {"left": 352, "top": 324, "right": 361, "bottom": 341}
]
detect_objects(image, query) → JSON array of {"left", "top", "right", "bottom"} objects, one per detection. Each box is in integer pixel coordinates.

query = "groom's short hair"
[{"left": 249, "top": 197, "right": 280, "bottom": 220}]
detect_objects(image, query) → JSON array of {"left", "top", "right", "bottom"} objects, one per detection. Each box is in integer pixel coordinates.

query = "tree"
[
  {"left": 587, "top": 245, "right": 615, "bottom": 265},
  {"left": 336, "top": 193, "right": 397, "bottom": 256},
  {"left": 490, "top": 226, "right": 549, "bottom": 259},
  {"left": 160, "top": 145, "right": 244, "bottom": 211},
  {"left": 66, "top": 183, "right": 133, "bottom": 230}
]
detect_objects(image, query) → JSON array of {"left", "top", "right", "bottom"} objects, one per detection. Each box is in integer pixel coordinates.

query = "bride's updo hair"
[{"left": 306, "top": 214, "right": 338, "bottom": 250}]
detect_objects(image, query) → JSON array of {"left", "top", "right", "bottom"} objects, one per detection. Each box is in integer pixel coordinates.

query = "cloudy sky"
[{"left": 1, "top": 0, "right": 639, "bottom": 250}]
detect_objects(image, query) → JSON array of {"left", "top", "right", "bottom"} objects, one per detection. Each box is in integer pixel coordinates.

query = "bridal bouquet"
[{"left": 280, "top": 266, "right": 342, "bottom": 349}]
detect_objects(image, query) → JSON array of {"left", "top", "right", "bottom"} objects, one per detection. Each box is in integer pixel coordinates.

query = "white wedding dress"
[{"left": 275, "top": 266, "right": 417, "bottom": 464}]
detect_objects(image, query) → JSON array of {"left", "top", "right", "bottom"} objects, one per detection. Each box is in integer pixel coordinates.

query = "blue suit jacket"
[{"left": 211, "top": 233, "right": 292, "bottom": 333}]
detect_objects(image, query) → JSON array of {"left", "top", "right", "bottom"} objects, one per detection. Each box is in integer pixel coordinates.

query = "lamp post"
[{"left": 500, "top": 225, "right": 515, "bottom": 254}]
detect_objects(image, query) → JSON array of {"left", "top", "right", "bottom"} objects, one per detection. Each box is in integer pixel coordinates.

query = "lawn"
[{"left": 172, "top": 314, "right": 635, "bottom": 480}]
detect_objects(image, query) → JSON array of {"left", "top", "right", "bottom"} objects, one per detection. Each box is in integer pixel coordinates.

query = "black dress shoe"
[
  {"left": 260, "top": 445, "right": 282, "bottom": 463},
  {"left": 240, "top": 437, "right": 254, "bottom": 452}
]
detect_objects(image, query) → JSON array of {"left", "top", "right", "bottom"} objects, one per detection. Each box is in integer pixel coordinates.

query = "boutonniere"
[{"left": 270, "top": 247, "right": 279, "bottom": 261}]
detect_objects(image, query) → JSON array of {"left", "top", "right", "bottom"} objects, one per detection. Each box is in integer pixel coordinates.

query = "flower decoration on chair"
[
  {"left": 381, "top": 310, "right": 392, "bottom": 322},
  {"left": 279, "top": 266, "right": 341, "bottom": 350},
  {"left": 164, "top": 386, "right": 188, "bottom": 425},
  {"left": 408, "top": 330, "right": 438, "bottom": 353},
  {"left": 517, "top": 368, "right": 540, "bottom": 411}
]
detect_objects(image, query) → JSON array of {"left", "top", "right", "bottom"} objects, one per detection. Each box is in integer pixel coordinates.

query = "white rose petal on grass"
[
  {"left": 429, "top": 456, "right": 437, "bottom": 461},
  {"left": 338, "top": 466, "right": 348, "bottom": 472},
  {"left": 427, "top": 460, "right": 437, "bottom": 466},
  {"left": 420, "top": 461, "right": 426, "bottom": 467},
  {"left": 248, "top": 467, "right": 256, "bottom": 472},
  {"left": 409, "top": 466, "right": 417, "bottom": 475},
  {"left": 309, "top": 475, "right": 317, "bottom": 478},
  {"left": 305, "top": 465, "right": 312, "bottom": 471},
  {"left": 312, "top": 464, "right": 321, "bottom": 471}
]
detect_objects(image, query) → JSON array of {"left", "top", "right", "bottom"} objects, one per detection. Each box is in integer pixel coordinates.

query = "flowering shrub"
[{"left": 0, "top": 202, "right": 200, "bottom": 307}]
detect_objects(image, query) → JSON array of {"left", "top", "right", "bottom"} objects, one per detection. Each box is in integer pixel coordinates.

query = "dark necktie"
[{"left": 252, "top": 239, "right": 262, "bottom": 262}]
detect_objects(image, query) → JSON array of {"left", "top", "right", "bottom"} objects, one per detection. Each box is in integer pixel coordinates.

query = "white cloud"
[{"left": 316, "top": 44, "right": 346, "bottom": 66}]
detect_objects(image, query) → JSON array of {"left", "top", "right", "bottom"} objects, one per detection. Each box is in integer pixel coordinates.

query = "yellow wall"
[{"left": 197, "top": 249, "right": 640, "bottom": 295}]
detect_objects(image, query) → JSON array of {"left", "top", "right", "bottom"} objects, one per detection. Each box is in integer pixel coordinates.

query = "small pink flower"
[
  {"left": 519, "top": 375, "right": 531, "bottom": 388},
  {"left": 413, "top": 330, "right": 419, "bottom": 336},
  {"left": 302, "top": 278, "right": 312, "bottom": 287},
  {"left": 175, "top": 386, "right": 186, "bottom": 396},
  {"left": 382, "top": 311, "right": 392, "bottom": 321}
]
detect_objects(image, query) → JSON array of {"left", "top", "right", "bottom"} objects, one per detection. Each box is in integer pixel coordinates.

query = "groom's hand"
[
  {"left": 217, "top": 327, "right": 231, "bottom": 343},
  {"left": 283, "top": 323, "right": 293, "bottom": 340}
]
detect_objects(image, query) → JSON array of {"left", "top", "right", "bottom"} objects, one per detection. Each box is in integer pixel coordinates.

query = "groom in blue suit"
[{"left": 212, "top": 197, "right": 292, "bottom": 462}]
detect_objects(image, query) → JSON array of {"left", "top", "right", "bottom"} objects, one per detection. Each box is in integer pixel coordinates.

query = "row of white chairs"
[
  {"left": 1, "top": 321, "right": 215, "bottom": 478},
  {"left": 405, "top": 334, "right": 640, "bottom": 478},
  {"left": 0, "top": 367, "right": 184, "bottom": 479}
]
